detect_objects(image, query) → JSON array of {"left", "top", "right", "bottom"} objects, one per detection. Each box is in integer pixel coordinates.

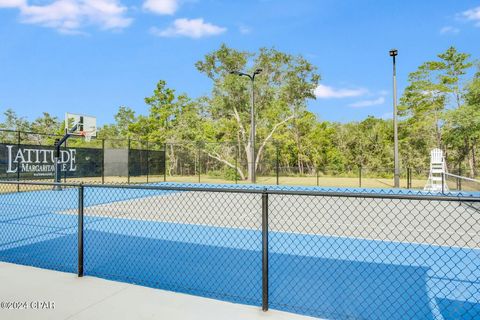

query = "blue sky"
[{"left": 0, "top": 0, "right": 479, "bottom": 126}]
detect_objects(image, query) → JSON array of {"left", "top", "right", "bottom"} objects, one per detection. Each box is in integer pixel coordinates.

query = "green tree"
[
  {"left": 195, "top": 44, "right": 320, "bottom": 180},
  {"left": 399, "top": 46, "right": 474, "bottom": 169},
  {"left": 443, "top": 68, "right": 480, "bottom": 176},
  {"left": 0, "top": 108, "right": 30, "bottom": 131}
]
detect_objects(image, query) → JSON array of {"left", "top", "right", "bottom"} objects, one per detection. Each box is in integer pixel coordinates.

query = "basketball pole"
[{"left": 53, "top": 124, "right": 78, "bottom": 191}]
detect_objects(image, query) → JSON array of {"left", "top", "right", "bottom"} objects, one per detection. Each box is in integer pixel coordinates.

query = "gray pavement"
[
  {"left": 79, "top": 191, "right": 479, "bottom": 248},
  {"left": 0, "top": 262, "right": 317, "bottom": 320}
]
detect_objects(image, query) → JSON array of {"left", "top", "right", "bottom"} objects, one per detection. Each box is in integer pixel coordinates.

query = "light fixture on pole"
[
  {"left": 389, "top": 49, "right": 400, "bottom": 188},
  {"left": 230, "top": 68, "right": 263, "bottom": 183}
]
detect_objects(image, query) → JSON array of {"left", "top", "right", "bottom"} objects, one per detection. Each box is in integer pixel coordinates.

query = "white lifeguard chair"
[{"left": 424, "top": 148, "right": 449, "bottom": 192}]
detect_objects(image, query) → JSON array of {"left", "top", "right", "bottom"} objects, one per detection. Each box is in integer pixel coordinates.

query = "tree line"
[{"left": 1, "top": 45, "right": 479, "bottom": 179}]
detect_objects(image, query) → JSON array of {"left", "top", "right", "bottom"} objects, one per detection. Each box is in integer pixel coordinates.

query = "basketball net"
[{"left": 79, "top": 130, "right": 94, "bottom": 142}]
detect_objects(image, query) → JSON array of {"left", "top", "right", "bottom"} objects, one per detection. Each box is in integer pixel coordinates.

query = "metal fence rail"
[{"left": 0, "top": 180, "right": 479, "bottom": 319}]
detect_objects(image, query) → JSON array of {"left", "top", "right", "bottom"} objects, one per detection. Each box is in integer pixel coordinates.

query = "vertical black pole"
[
  {"left": 198, "top": 146, "right": 201, "bottom": 183},
  {"left": 408, "top": 167, "right": 410, "bottom": 189},
  {"left": 127, "top": 139, "right": 131, "bottom": 184},
  {"left": 146, "top": 140, "right": 150, "bottom": 184},
  {"left": 16, "top": 131, "right": 20, "bottom": 192},
  {"left": 102, "top": 139, "right": 105, "bottom": 184},
  {"left": 458, "top": 164, "right": 462, "bottom": 191},
  {"left": 359, "top": 166, "right": 362, "bottom": 188},
  {"left": 407, "top": 167, "right": 410, "bottom": 189},
  {"left": 441, "top": 173, "right": 445, "bottom": 194},
  {"left": 262, "top": 191, "right": 269, "bottom": 312},
  {"left": 164, "top": 143, "right": 167, "bottom": 182},
  {"left": 276, "top": 145, "right": 279, "bottom": 186},
  {"left": 64, "top": 139, "right": 67, "bottom": 183},
  {"left": 316, "top": 167, "right": 319, "bottom": 186},
  {"left": 409, "top": 168, "right": 412, "bottom": 189},
  {"left": 78, "top": 184, "right": 84, "bottom": 277},
  {"left": 410, "top": 168, "right": 413, "bottom": 188}
]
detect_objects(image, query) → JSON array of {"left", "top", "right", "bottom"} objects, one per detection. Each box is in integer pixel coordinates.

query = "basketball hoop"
[
  {"left": 79, "top": 130, "right": 94, "bottom": 142},
  {"left": 65, "top": 113, "right": 97, "bottom": 140}
]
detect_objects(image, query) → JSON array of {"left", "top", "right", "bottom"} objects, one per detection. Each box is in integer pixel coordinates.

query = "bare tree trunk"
[
  {"left": 206, "top": 151, "right": 246, "bottom": 180},
  {"left": 466, "top": 140, "right": 474, "bottom": 178},
  {"left": 433, "top": 108, "right": 441, "bottom": 148},
  {"left": 255, "top": 115, "right": 294, "bottom": 172}
]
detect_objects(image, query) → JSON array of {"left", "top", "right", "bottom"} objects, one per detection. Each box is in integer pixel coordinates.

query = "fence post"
[
  {"left": 410, "top": 168, "right": 413, "bottom": 189},
  {"left": 101, "top": 139, "right": 105, "bottom": 184},
  {"left": 262, "top": 191, "right": 269, "bottom": 312},
  {"left": 276, "top": 145, "right": 279, "bottom": 186},
  {"left": 146, "top": 140, "right": 149, "bottom": 184},
  {"left": 164, "top": 143, "right": 167, "bottom": 182},
  {"left": 441, "top": 173, "right": 445, "bottom": 194},
  {"left": 358, "top": 166, "right": 362, "bottom": 188},
  {"left": 406, "top": 168, "right": 410, "bottom": 189},
  {"left": 198, "top": 145, "right": 201, "bottom": 183},
  {"left": 78, "top": 184, "right": 84, "bottom": 277},
  {"left": 458, "top": 163, "right": 462, "bottom": 191},
  {"left": 64, "top": 139, "right": 67, "bottom": 183},
  {"left": 16, "top": 131, "right": 20, "bottom": 192},
  {"left": 409, "top": 168, "right": 413, "bottom": 189},
  {"left": 127, "top": 139, "right": 131, "bottom": 184}
]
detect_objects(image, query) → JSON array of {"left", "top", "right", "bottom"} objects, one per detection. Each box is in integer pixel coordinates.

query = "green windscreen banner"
[{"left": 128, "top": 149, "right": 165, "bottom": 177}]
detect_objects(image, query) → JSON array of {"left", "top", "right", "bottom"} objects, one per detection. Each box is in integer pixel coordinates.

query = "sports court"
[{"left": 0, "top": 181, "right": 478, "bottom": 320}]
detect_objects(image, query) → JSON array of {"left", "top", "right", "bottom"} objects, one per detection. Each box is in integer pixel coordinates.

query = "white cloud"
[
  {"left": 314, "top": 84, "right": 367, "bottom": 99},
  {"left": 151, "top": 18, "right": 226, "bottom": 39},
  {"left": 461, "top": 6, "right": 480, "bottom": 26},
  {"left": 0, "top": 0, "right": 25, "bottom": 8},
  {"left": 238, "top": 24, "right": 251, "bottom": 35},
  {"left": 440, "top": 26, "right": 459, "bottom": 35},
  {"left": 0, "top": 0, "right": 132, "bottom": 33},
  {"left": 143, "top": 0, "right": 178, "bottom": 15},
  {"left": 349, "top": 96, "right": 385, "bottom": 108}
]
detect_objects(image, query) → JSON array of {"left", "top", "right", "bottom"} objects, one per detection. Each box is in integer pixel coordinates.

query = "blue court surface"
[{"left": 0, "top": 183, "right": 479, "bottom": 320}]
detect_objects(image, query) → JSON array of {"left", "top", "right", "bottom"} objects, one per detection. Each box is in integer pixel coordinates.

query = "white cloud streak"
[
  {"left": 143, "top": 0, "right": 178, "bottom": 15},
  {"left": 440, "top": 26, "right": 459, "bottom": 35},
  {"left": 349, "top": 96, "right": 385, "bottom": 108},
  {"left": 314, "top": 84, "right": 367, "bottom": 99},
  {"left": 238, "top": 24, "right": 251, "bottom": 35},
  {"left": 0, "top": 0, "right": 132, "bottom": 33},
  {"left": 461, "top": 6, "right": 480, "bottom": 26},
  {"left": 0, "top": 0, "right": 25, "bottom": 8},
  {"left": 151, "top": 18, "right": 226, "bottom": 39}
]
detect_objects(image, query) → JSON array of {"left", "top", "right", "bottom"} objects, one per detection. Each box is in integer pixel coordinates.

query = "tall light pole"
[
  {"left": 390, "top": 49, "right": 400, "bottom": 188},
  {"left": 230, "top": 68, "right": 263, "bottom": 183}
]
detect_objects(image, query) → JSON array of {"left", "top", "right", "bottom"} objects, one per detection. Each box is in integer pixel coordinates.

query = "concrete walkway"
[{"left": 0, "top": 262, "right": 316, "bottom": 320}]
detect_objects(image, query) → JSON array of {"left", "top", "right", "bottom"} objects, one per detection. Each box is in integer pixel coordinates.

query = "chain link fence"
[
  {"left": 0, "top": 180, "right": 478, "bottom": 319},
  {"left": 2, "top": 129, "right": 479, "bottom": 190}
]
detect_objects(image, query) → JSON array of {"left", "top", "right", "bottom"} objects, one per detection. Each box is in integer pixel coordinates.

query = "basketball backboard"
[{"left": 65, "top": 112, "right": 97, "bottom": 137}]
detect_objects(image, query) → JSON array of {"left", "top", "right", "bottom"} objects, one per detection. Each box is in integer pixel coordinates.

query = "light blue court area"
[{"left": 0, "top": 183, "right": 479, "bottom": 320}]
